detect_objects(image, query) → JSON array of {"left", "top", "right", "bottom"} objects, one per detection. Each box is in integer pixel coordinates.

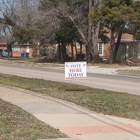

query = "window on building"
[
  {"left": 12, "top": 45, "right": 21, "bottom": 52},
  {"left": 76, "top": 42, "right": 80, "bottom": 49},
  {"left": 98, "top": 43, "right": 104, "bottom": 56},
  {"left": 26, "top": 46, "right": 30, "bottom": 53}
]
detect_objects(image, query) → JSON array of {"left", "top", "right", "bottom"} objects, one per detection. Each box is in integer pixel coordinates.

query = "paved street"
[
  {"left": 1, "top": 84, "right": 140, "bottom": 140},
  {"left": 0, "top": 63, "right": 140, "bottom": 95}
]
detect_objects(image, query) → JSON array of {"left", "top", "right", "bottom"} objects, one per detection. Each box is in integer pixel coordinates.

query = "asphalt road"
[{"left": 0, "top": 63, "right": 140, "bottom": 95}]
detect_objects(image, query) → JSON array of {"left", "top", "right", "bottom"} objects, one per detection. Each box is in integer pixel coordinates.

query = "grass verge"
[
  {"left": 1, "top": 73, "right": 140, "bottom": 121},
  {"left": 0, "top": 100, "right": 67, "bottom": 140},
  {"left": 117, "top": 69, "right": 140, "bottom": 76}
]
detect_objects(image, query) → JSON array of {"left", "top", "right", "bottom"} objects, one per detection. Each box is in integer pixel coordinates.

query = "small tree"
[
  {"left": 55, "top": 22, "right": 80, "bottom": 61},
  {"left": 0, "top": 0, "right": 39, "bottom": 57},
  {"left": 0, "top": 23, "right": 15, "bottom": 57}
]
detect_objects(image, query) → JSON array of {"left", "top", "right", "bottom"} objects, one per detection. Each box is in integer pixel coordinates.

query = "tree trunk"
[
  {"left": 92, "top": 22, "right": 100, "bottom": 62},
  {"left": 109, "top": 31, "right": 115, "bottom": 64},
  {"left": 30, "top": 39, "right": 39, "bottom": 58},
  {"left": 58, "top": 43, "right": 62, "bottom": 60},
  {"left": 37, "top": 43, "right": 40, "bottom": 58},
  {"left": 114, "top": 27, "right": 123, "bottom": 62},
  {"left": 87, "top": 0, "right": 100, "bottom": 63},
  {"left": 87, "top": 0, "right": 92, "bottom": 62},
  {"left": 74, "top": 45, "right": 78, "bottom": 60},
  {"left": 7, "top": 43, "right": 13, "bottom": 57},
  {"left": 80, "top": 41, "right": 82, "bottom": 60},
  {"left": 61, "top": 42, "right": 67, "bottom": 62},
  {"left": 71, "top": 42, "right": 74, "bottom": 60}
]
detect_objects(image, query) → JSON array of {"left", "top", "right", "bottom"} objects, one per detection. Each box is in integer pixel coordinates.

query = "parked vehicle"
[{"left": 0, "top": 49, "right": 8, "bottom": 57}]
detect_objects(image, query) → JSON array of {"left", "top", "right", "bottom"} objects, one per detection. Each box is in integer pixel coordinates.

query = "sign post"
[{"left": 65, "top": 61, "right": 87, "bottom": 80}]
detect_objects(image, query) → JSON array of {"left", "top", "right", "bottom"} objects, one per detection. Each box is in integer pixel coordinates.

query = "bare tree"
[
  {"left": 39, "top": 0, "right": 100, "bottom": 62},
  {"left": 0, "top": 0, "right": 39, "bottom": 57}
]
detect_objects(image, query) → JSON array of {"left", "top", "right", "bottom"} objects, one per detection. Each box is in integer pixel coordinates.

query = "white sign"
[{"left": 65, "top": 61, "right": 87, "bottom": 80}]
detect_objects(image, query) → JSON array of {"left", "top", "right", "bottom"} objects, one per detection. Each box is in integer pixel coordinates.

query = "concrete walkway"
[{"left": 1, "top": 84, "right": 140, "bottom": 140}]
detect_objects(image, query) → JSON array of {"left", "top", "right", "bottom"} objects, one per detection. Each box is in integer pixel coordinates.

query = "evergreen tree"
[{"left": 89, "top": 0, "right": 140, "bottom": 63}]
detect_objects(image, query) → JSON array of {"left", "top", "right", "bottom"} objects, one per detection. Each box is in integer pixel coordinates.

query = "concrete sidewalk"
[{"left": 1, "top": 84, "right": 140, "bottom": 140}]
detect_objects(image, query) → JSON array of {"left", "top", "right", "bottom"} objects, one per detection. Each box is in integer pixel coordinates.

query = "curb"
[
  {"left": 38, "top": 138, "right": 79, "bottom": 140},
  {"left": 111, "top": 70, "right": 118, "bottom": 74}
]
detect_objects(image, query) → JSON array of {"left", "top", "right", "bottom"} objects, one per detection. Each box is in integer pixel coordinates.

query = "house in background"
[
  {"left": 40, "top": 42, "right": 86, "bottom": 60},
  {"left": 54, "top": 33, "right": 138, "bottom": 62},
  {"left": 66, "top": 42, "right": 86, "bottom": 60},
  {"left": 12, "top": 42, "right": 33, "bottom": 58},
  {"left": 0, "top": 42, "right": 33, "bottom": 58},
  {"left": 99, "top": 32, "right": 140, "bottom": 62},
  {"left": 116, "top": 40, "right": 140, "bottom": 62},
  {"left": 0, "top": 43, "right": 7, "bottom": 50},
  {"left": 1, "top": 32, "right": 139, "bottom": 61}
]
